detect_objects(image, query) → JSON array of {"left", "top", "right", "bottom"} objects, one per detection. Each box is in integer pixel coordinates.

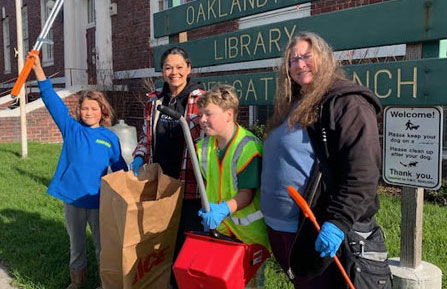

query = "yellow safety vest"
[{"left": 196, "top": 125, "right": 270, "bottom": 250}]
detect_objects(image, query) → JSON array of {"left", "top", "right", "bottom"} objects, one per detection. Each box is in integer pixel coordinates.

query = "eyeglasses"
[{"left": 289, "top": 54, "right": 312, "bottom": 66}]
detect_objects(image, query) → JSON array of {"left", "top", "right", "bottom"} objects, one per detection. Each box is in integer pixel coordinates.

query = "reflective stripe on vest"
[
  {"left": 196, "top": 125, "right": 270, "bottom": 249},
  {"left": 197, "top": 126, "right": 261, "bottom": 224},
  {"left": 230, "top": 135, "right": 261, "bottom": 191},
  {"left": 230, "top": 210, "right": 264, "bottom": 226},
  {"left": 200, "top": 136, "right": 210, "bottom": 179},
  {"left": 199, "top": 135, "right": 261, "bottom": 193}
]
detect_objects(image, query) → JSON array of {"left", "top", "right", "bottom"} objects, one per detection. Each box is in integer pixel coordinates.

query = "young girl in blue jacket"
[{"left": 30, "top": 52, "right": 128, "bottom": 289}]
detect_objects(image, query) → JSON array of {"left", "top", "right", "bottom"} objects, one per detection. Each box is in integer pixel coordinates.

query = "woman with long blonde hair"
[
  {"left": 260, "top": 32, "right": 390, "bottom": 288},
  {"left": 267, "top": 32, "right": 345, "bottom": 132}
]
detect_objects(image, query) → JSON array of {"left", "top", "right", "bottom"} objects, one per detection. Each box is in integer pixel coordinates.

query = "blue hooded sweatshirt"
[{"left": 38, "top": 79, "right": 128, "bottom": 208}]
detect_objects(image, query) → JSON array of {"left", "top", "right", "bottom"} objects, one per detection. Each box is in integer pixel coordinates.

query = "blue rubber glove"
[
  {"left": 197, "top": 202, "right": 231, "bottom": 230},
  {"left": 315, "top": 222, "right": 344, "bottom": 258},
  {"left": 130, "top": 156, "right": 144, "bottom": 176}
]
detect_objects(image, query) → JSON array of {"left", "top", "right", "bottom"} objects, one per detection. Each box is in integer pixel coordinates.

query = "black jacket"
[
  {"left": 153, "top": 78, "right": 205, "bottom": 179},
  {"left": 289, "top": 79, "right": 382, "bottom": 279}
]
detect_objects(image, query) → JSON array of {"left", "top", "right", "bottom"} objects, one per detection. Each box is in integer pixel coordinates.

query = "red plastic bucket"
[{"left": 173, "top": 232, "right": 269, "bottom": 289}]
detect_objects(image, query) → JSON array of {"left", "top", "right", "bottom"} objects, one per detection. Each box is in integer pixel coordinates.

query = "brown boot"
[{"left": 66, "top": 268, "right": 87, "bottom": 289}]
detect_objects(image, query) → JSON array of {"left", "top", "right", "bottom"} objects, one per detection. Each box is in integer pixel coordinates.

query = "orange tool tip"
[{"left": 287, "top": 186, "right": 311, "bottom": 217}]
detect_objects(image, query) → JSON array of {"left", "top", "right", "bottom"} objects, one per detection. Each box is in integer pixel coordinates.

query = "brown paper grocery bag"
[{"left": 100, "top": 163, "right": 183, "bottom": 289}]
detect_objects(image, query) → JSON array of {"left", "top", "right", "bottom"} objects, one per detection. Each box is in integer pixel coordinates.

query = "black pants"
[
  {"left": 170, "top": 198, "right": 203, "bottom": 289},
  {"left": 267, "top": 225, "right": 343, "bottom": 289}
]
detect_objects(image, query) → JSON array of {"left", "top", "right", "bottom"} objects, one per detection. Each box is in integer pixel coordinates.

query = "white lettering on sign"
[
  {"left": 213, "top": 24, "right": 296, "bottom": 61},
  {"left": 203, "top": 76, "right": 275, "bottom": 103},
  {"left": 383, "top": 107, "right": 443, "bottom": 190},
  {"left": 186, "top": 0, "right": 280, "bottom": 26},
  {"left": 352, "top": 68, "right": 418, "bottom": 99}
]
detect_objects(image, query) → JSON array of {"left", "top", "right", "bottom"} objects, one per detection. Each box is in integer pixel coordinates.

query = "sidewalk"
[{"left": 0, "top": 264, "right": 15, "bottom": 289}]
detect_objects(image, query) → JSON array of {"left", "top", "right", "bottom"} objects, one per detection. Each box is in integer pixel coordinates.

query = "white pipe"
[{"left": 15, "top": 0, "right": 28, "bottom": 158}]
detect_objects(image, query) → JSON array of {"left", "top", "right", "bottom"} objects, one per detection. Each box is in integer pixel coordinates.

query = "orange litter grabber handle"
[
  {"left": 10, "top": 0, "right": 63, "bottom": 98},
  {"left": 288, "top": 185, "right": 318, "bottom": 226},
  {"left": 11, "top": 49, "right": 39, "bottom": 98},
  {"left": 287, "top": 186, "right": 357, "bottom": 289}
]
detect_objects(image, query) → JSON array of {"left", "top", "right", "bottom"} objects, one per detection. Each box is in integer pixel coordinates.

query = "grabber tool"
[
  {"left": 157, "top": 104, "right": 269, "bottom": 289},
  {"left": 156, "top": 104, "right": 210, "bottom": 212},
  {"left": 287, "top": 186, "right": 357, "bottom": 289},
  {"left": 11, "top": 0, "right": 64, "bottom": 98}
]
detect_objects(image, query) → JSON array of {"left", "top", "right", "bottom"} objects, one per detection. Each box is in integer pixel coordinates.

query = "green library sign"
[
  {"left": 154, "top": 0, "right": 311, "bottom": 37},
  {"left": 194, "top": 58, "right": 447, "bottom": 106},
  {"left": 154, "top": 0, "right": 447, "bottom": 71}
]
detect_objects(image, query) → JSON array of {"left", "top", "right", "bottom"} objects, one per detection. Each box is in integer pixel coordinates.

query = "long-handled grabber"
[
  {"left": 156, "top": 104, "right": 210, "bottom": 212},
  {"left": 287, "top": 186, "right": 357, "bottom": 289},
  {"left": 10, "top": 0, "right": 64, "bottom": 98}
]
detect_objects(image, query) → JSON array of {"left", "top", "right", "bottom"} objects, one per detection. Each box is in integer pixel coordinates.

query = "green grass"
[
  {"left": 0, "top": 143, "right": 99, "bottom": 289},
  {"left": 0, "top": 142, "right": 445, "bottom": 288},
  {"left": 378, "top": 192, "right": 447, "bottom": 286}
]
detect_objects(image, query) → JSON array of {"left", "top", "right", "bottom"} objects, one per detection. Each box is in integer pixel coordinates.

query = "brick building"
[{"left": 0, "top": 0, "right": 398, "bottom": 143}]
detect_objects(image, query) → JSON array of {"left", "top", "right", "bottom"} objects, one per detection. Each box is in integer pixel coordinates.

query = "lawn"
[{"left": 0, "top": 142, "right": 445, "bottom": 289}]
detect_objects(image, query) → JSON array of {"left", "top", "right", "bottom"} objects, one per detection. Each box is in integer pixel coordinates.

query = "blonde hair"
[
  {"left": 198, "top": 84, "right": 239, "bottom": 120},
  {"left": 267, "top": 32, "right": 345, "bottom": 133},
  {"left": 75, "top": 90, "right": 114, "bottom": 127}
]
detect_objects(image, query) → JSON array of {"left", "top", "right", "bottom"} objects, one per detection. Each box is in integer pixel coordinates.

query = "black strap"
[{"left": 304, "top": 161, "right": 322, "bottom": 209}]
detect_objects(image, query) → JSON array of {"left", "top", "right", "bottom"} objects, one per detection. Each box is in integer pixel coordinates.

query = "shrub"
[
  {"left": 425, "top": 179, "right": 447, "bottom": 206},
  {"left": 248, "top": 123, "right": 266, "bottom": 140}
]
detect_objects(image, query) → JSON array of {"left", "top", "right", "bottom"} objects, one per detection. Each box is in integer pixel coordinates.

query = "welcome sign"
[{"left": 383, "top": 106, "right": 443, "bottom": 190}]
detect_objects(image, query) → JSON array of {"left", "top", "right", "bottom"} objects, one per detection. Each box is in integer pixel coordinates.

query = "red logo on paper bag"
[{"left": 132, "top": 246, "right": 170, "bottom": 286}]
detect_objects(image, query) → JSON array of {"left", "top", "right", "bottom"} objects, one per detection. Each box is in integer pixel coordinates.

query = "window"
[
  {"left": 2, "top": 17, "right": 10, "bottom": 73},
  {"left": 158, "top": 0, "right": 169, "bottom": 11},
  {"left": 159, "top": 0, "right": 187, "bottom": 11},
  {"left": 22, "top": 5, "right": 29, "bottom": 61},
  {"left": 41, "top": 0, "right": 54, "bottom": 66},
  {"left": 87, "top": 0, "right": 95, "bottom": 25}
]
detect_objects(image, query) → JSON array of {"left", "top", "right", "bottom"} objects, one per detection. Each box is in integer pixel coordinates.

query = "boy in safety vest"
[{"left": 196, "top": 84, "right": 270, "bottom": 251}]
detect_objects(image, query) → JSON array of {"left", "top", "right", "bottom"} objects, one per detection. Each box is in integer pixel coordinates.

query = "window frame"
[
  {"left": 40, "top": 0, "right": 54, "bottom": 66},
  {"left": 22, "top": 5, "right": 29, "bottom": 62},
  {"left": 2, "top": 16, "right": 11, "bottom": 73},
  {"left": 87, "top": 0, "right": 95, "bottom": 26}
]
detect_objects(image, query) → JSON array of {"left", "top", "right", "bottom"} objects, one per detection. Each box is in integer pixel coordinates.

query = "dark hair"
[{"left": 159, "top": 47, "right": 192, "bottom": 68}]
